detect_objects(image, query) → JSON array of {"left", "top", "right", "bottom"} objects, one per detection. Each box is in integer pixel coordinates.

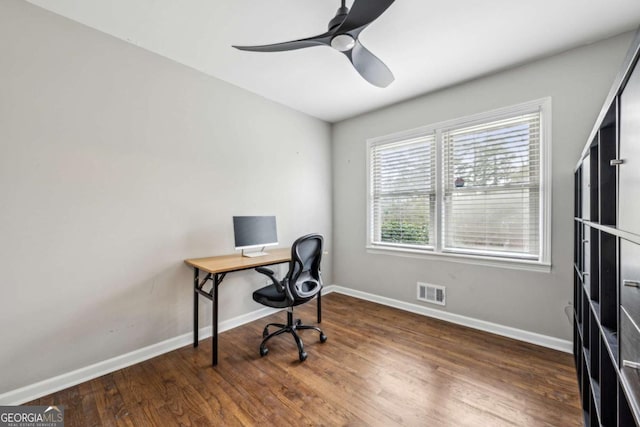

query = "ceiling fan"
[{"left": 232, "top": 0, "right": 396, "bottom": 88}]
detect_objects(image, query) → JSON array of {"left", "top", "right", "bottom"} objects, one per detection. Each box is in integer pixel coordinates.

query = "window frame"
[{"left": 366, "top": 98, "right": 552, "bottom": 272}]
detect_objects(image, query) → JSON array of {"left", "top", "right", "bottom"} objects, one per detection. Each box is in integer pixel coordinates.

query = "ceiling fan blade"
[
  {"left": 346, "top": 40, "right": 394, "bottom": 88},
  {"left": 233, "top": 32, "right": 332, "bottom": 52},
  {"left": 337, "top": 0, "right": 395, "bottom": 34}
]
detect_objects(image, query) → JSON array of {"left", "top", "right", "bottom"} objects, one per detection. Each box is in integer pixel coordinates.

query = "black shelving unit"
[{"left": 574, "top": 29, "right": 640, "bottom": 426}]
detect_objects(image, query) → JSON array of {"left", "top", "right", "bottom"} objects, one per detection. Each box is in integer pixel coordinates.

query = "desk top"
[{"left": 184, "top": 248, "right": 291, "bottom": 274}]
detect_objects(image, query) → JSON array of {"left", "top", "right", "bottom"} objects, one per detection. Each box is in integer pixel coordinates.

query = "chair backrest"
[{"left": 286, "top": 234, "right": 323, "bottom": 303}]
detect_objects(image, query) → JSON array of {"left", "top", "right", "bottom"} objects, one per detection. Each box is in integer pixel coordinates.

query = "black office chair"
[{"left": 253, "top": 233, "right": 327, "bottom": 361}]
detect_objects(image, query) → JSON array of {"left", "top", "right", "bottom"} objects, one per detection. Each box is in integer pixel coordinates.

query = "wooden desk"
[{"left": 184, "top": 248, "right": 322, "bottom": 366}]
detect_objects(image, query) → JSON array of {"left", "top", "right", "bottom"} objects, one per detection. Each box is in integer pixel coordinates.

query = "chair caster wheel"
[
  {"left": 260, "top": 347, "right": 269, "bottom": 357},
  {"left": 295, "top": 319, "right": 302, "bottom": 326},
  {"left": 320, "top": 333, "right": 327, "bottom": 343},
  {"left": 299, "top": 351, "right": 307, "bottom": 362}
]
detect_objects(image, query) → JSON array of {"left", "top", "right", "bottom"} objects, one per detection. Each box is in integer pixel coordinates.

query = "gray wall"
[
  {"left": 332, "top": 32, "right": 634, "bottom": 341},
  {"left": 0, "top": 0, "right": 331, "bottom": 393}
]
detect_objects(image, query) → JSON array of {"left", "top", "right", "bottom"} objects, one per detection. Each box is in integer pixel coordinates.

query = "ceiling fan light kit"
[
  {"left": 232, "top": 0, "right": 396, "bottom": 88},
  {"left": 331, "top": 34, "right": 356, "bottom": 52}
]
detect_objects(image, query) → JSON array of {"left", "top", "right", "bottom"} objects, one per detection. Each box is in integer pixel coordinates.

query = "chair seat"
[
  {"left": 253, "top": 284, "right": 289, "bottom": 308},
  {"left": 253, "top": 283, "right": 318, "bottom": 309}
]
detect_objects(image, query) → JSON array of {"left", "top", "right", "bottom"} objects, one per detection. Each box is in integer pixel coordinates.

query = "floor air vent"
[{"left": 417, "top": 282, "right": 446, "bottom": 306}]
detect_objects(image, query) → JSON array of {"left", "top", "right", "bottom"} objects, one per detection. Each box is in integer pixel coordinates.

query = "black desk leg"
[
  {"left": 317, "top": 291, "right": 322, "bottom": 323},
  {"left": 193, "top": 268, "right": 199, "bottom": 347},
  {"left": 212, "top": 273, "right": 220, "bottom": 366}
]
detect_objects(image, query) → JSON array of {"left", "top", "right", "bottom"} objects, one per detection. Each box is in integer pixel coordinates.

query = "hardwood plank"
[{"left": 26, "top": 293, "right": 581, "bottom": 426}]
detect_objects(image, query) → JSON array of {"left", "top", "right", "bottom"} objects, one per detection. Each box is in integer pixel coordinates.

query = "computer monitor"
[{"left": 233, "top": 216, "right": 278, "bottom": 257}]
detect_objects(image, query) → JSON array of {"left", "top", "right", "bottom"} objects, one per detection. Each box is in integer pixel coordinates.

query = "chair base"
[{"left": 260, "top": 309, "right": 327, "bottom": 362}]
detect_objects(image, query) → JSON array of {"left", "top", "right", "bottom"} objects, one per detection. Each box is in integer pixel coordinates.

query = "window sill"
[{"left": 365, "top": 245, "right": 551, "bottom": 273}]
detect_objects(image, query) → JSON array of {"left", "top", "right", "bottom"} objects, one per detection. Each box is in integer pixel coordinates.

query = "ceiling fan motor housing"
[{"left": 328, "top": 6, "right": 349, "bottom": 32}]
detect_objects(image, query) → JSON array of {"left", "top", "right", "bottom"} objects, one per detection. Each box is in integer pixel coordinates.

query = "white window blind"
[
  {"left": 370, "top": 135, "right": 436, "bottom": 248},
  {"left": 367, "top": 98, "right": 550, "bottom": 268},
  {"left": 442, "top": 112, "right": 541, "bottom": 259}
]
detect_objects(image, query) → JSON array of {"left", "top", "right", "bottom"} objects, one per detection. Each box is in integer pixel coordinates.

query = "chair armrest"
[
  {"left": 255, "top": 267, "right": 274, "bottom": 276},
  {"left": 255, "top": 267, "right": 284, "bottom": 292}
]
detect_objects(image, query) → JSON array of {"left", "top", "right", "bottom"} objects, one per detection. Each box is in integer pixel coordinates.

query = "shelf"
[
  {"left": 591, "top": 377, "right": 602, "bottom": 425},
  {"left": 591, "top": 300, "right": 601, "bottom": 323},
  {"left": 584, "top": 348, "right": 591, "bottom": 369},
  {"left": 577, "top": 320, "right": 583, "bottom": 339},
  {"left": 602, "top": 326, "right": 619, "bottom": 370},
  {"left": 574, "top": 220, "right": 640, "bottom": 246}
]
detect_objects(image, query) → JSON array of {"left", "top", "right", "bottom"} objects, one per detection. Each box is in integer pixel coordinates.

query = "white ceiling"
[{"left": 25, "top": 0, "right": 640, "bottom": 123}]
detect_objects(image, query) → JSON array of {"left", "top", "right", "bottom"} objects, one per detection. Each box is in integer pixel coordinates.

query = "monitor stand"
[{"left": 242, "top": 248, "right": 269, "bottom": 258}]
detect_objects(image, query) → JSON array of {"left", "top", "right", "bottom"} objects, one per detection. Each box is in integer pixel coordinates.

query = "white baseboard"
[
  {"left": 331, "top": 285, "right": 572, "bottom": 354},
  {"left": 0, "top": 283, "right": 568, "bottom": 405}
]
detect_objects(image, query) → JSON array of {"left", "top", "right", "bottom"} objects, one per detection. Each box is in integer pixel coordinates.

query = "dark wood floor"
[{"left": 30, "top": 293, "right": 581, "bottom": 426}]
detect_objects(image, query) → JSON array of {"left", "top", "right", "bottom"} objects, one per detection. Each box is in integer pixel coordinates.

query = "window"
[{"left": 367, "top": 99, "right": 551, "bottom": 269}]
